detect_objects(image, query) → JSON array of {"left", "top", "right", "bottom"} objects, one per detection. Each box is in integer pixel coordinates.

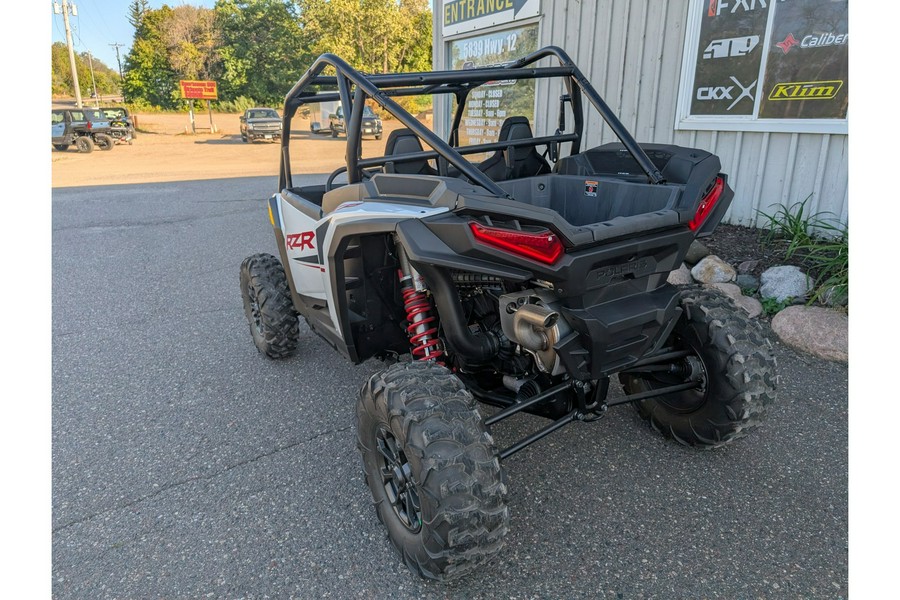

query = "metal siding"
[{"left": 432, "top": 0, "right": 848, "bottom": 228}]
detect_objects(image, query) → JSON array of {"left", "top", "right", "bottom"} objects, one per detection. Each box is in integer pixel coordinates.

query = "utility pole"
[
  {"left": 56, "top": 0, "right": 83, "bottom": 108},
  {"left": 87, "top": 51, "right": 99, "bottom": 107},
  {"left": 109, "top": 43, "right": 126, "bottom": 102}
]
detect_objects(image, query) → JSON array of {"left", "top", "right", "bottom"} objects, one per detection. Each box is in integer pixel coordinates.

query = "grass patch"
[{"left": 757, "top": 197, "right": 848, "bottom": 309}]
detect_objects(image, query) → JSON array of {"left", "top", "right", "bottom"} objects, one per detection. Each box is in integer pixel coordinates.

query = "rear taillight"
[
  {"left": 86, "top": 121, "right": 93, "bottom": 131},
  {"left": 689, "top": 176, "right": 725, "bottom": 231},
  {"left": 469, "top": 222, "right": 564, "bottom": 265}
]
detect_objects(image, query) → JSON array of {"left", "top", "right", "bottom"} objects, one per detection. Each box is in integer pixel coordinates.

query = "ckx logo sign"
[{"left": 696, "top": 76, "right": 757, "bottom": 110}]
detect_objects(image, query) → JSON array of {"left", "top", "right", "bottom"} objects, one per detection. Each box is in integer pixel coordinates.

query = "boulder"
[
  {"left": 684, "top": 241, "right": 710, "bottom": 265},
  {"left": 759, "top": 265, "right": 813, "bottom": 302},
  {"left": 736, "top": 273, "right": 760, "bottom": 294},
  {"left": 738, "top": 259, "right": 760, "bottom": 275},
  {"left": 667, "top": 264, "right": 694, "bottom": 286},
  {"left": 771, "top": 305, "right": 848, "bottom": 362},
  {"left": 690, "top": 255, "right": 736, "bottom": 284}
]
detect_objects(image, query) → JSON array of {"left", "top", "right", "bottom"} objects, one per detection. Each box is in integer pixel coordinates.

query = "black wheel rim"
[
  {"left": 246, "top": 284, "right": 264, "bottom": 336},
  {"left": 375, "top": 427, "right": 422, "bottom": 532}
]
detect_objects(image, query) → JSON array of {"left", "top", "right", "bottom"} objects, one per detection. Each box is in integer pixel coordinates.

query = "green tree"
[
  {"left": 123, "top": 4, "right": 221, "bottom": 108},
  {"left": 297, "top": 0, "right": 432, "bottom": 74},
  {"left": 214, "top": 0, "right": 310, "bottom": 105},
  {"left": 51, "top": 42, "right": 120, "bottom": 97}
]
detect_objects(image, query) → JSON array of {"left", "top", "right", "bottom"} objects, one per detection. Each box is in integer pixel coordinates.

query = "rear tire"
[
  {"left": 239, "top": 253, "right": 299, "bottom": 359},
  {"left": 94, "top": 133, "right": 114, "bottom": 151},
  {"left": 75, "top": 136, "right": 94, "bottom": 153},
  {"left": 356, "top": 361, "right": 509, "bottom": 581},
  {"left": 620, "top": 287, "right": 777, "bottom": 448}
]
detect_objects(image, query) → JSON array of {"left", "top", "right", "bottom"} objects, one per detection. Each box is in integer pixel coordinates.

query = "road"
[{"left": 51, "top": 176, "right": 848, "bottom": 598}]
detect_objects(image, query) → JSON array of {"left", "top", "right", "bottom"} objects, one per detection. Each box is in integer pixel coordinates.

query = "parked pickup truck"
[{"left": 239, "top": 108, "right": 283, "bottom": 142}]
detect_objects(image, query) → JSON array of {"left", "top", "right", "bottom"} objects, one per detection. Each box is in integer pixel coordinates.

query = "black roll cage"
[{"left": 278, "top": 46, "right": 666, "bottom": 196}]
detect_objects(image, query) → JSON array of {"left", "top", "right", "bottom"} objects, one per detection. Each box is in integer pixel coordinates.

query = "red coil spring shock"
[{"left": 398, "top": 271, "right": 444, "bottom": 364}]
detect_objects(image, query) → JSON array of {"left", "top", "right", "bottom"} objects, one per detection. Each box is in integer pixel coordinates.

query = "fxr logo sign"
[
  {"left": 768, "top": 80, "right": 844, "bottom": 100},
  {"left": 708, "top": 0, "right": 779, "bottom": 17},
  {"left": 703, "top": 35, "right": 760, "bottom": 59},
  {"left": 696, "top": 76, "right": 757, "bottom": 110},
  {"left": 286, "top": 231, "right": 315, "bottom": 251}
]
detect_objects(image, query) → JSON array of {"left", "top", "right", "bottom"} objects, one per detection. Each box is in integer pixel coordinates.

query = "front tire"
[
  {"left": 94, "top": 133, "right": 114, "bottom": 151},
  {"left": 357, "top": 361, "right": 509, "bottom": 581},
  {"left": 239, "top": 253, "right": 299, "bottom": 359},
  {"left": 75, "top": 136, "right": 94, "bottom": 153},
  {"left": 53, "top": 144, "right": 70, "bottom": 151},
  {"left": 620, "top": 287, "right": 777, "bottom": 447}
]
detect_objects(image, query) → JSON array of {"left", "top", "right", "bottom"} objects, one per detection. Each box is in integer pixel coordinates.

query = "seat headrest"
[
  {"left": 498, "top": 116, "right": 535, "bottom": 160},
  {"left": 385, "top": 128, "right": 423, "bottom": 155}
]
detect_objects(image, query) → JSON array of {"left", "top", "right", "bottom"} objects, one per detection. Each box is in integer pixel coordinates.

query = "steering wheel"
[{"left": 325, "top": 166, "right": 378, "bottom": 192}]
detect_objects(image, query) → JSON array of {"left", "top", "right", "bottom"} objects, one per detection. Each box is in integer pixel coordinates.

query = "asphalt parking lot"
[{"left": 51, "top": 176, "right": 848, "bottom": 598}]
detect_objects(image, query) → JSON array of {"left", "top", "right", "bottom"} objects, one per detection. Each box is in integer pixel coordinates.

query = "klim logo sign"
[{"left": 768, "top": 80, "right": 844, "bottom": 100}]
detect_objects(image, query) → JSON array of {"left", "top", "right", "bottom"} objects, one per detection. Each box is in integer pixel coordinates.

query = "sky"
[{"left": 50, "top": 0, "right": 218, "bottom": 71}]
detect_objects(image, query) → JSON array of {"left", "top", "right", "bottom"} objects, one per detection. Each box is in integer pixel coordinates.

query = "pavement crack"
[{"left": 52, "top": 424, "right": 354, "bottom": 534}]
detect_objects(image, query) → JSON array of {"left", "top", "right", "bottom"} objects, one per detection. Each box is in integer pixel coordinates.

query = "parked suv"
[
  {"left": 239, "top": 108, "right": 283, "bottom": 142},
  {"left": 329, "top": 104, "right": 382, "bottom": 139},
  {"left": 52, "top": 108, "right": 115, "bottom": 153}
]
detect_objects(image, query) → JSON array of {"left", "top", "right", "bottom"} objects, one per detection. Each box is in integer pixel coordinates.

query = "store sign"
[
  {"left": 448, "top": 23, "right": 539, "bottom": 147},
  {"left": 442, "top": 0, "right": 540, "bottom": 36},
  {"left": 684, "top": 0, "right": 847, "bottom": 124},
  {"left": 179, "top": 80, "right": 218, "bottom": 100}
]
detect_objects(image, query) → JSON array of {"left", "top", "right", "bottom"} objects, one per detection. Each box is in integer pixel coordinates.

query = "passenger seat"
[
  {"left": 383, "top": 129, "right": 438, "bottom": 176},
  {"left": 478, "top": 116, "right": 551, "bottom": 181}
]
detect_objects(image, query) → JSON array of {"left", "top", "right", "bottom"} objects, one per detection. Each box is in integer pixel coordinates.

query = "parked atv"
[
  {"left": 239, "top": 47, "right": 777, "bottom": 581},
  {"left": 101, "top": 107, "right": 136, "bottom": 145}
]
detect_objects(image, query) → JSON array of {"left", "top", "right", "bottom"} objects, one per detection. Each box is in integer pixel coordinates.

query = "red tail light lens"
[
  {"left": 86, "top": 121, "right": 93, "bottom": 131},
  {"left": 469, "top": 222, "right": 564, "bottom": 265},
  {"left": 689, "top": 176, "right": 725, "bottom": 231}
]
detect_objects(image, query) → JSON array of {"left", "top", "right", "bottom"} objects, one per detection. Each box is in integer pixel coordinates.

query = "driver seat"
[{"left": 383, "top": 129, "right": 438, "bottom": 176}]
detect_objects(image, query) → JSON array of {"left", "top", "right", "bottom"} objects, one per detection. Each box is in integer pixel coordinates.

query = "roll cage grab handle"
[{"left": 278, "top": 46, "right": 666, "bottom": 194}]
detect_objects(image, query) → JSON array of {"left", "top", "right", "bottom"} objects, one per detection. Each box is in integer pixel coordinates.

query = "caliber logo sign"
[
  {"left": 703, "top": 36, "right": 759, "bottom": 59},
  {"left": 776, "top": 32, "right": 848, "bottom": 54},
  {"left": 768, "top": 80, "right": 843, "bottom": 101}
]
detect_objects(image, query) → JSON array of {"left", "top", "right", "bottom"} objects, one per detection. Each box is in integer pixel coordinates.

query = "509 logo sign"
[
  {"left": 768, "top": 80, "right": 843, "bottom": 100},
  {"left": 703, "top": 35, "right": 760, "bottom": 59}
]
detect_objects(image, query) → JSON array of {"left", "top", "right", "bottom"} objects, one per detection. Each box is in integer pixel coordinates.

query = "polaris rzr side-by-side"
[{"left": 239, "top": 46, "right": 777, "bottom": 581}]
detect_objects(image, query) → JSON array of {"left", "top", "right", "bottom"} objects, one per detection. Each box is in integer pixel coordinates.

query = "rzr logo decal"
[
  {"left": 696, "top": 76, "right": 757, "bottom": 110},
  {"left": 286, "top": 231, "right": 315, "bottom": 251},
  {"left": 768, "top": 80, "right": 843, "bottom": 100}
]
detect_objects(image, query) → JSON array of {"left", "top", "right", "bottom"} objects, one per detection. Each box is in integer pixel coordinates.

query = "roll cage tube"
[{"left": 278, "top": 46, "right": 665, "bottom": 194}]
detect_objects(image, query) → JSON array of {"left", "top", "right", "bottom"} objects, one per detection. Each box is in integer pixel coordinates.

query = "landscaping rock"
[
  {"left": 667, "top": 264, "right": 694, "bottom": 286},
  {"left": 736, "top": 273, "right": 759, "bottom": 294},
  {"left": 691, "top": 255, "right": 736, "bottom": 284},
  {"left": 685, "top": 241, "right": 710, "bottom": 265},
  {"left": 738, "top": 259, "right": 759, "bottom": 274},
  {"left": 707, "top": 283, "right": 762, "bottom": 318},
  {"left": 771, "top": 305, "right": 848, "bottom": 363},
  {"left": 759, "top": 265, "right": 813, "bottom": 302}
]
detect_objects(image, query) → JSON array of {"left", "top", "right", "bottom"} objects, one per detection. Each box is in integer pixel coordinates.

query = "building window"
[{"left": 676, "top": 0, "right": 848, "bottom": 134}]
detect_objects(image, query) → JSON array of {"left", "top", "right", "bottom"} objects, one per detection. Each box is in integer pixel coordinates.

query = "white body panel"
[{"left": 276, "top": 194, "right": 450, "bottom": 341}]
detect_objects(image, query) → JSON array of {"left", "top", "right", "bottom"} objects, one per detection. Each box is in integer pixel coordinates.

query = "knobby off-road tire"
[
  {"left": 53, "top": 144, "right": 70, "bottom": 151},
  {"left": 620, "top": 287, "right": 777, "bottom": 448},
  {"left": 239, "top": 253, "right": 299, "bottom": 359},
  {"left": 94, "top": 133, "right": 114, "bottom": 151},
  {"left": 75, "top": 136, "right": 94, "bottom": 153},
  {"left": 356, "top": 361, "right": 509, "bottom": 581}
]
